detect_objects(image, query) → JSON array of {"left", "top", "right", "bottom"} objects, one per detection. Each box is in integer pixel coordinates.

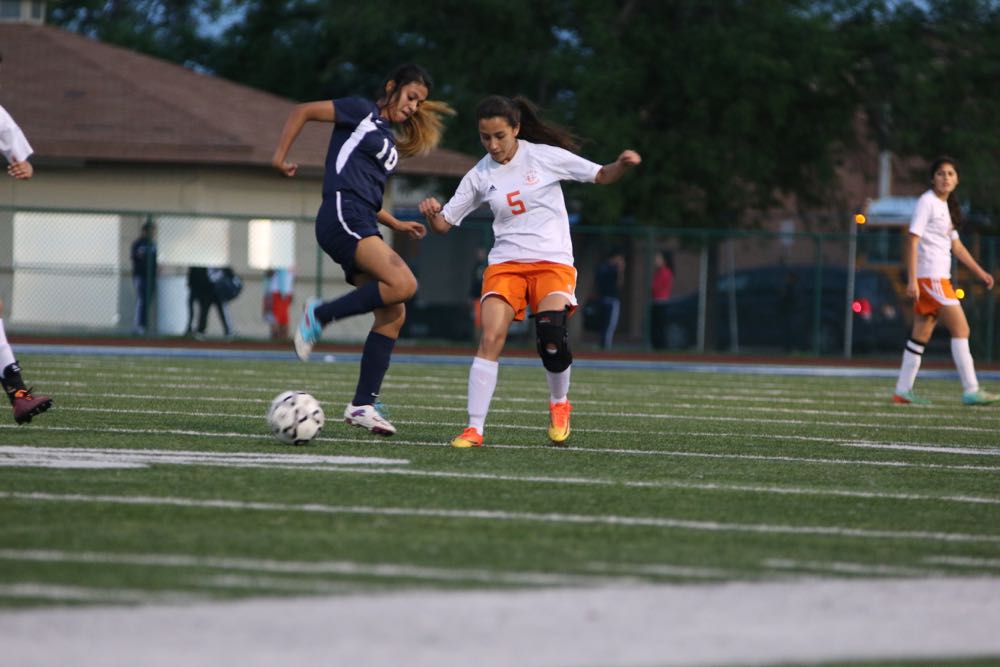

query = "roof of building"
[{"left": 0, "top": 22, "right": 474, "bottom": 177}]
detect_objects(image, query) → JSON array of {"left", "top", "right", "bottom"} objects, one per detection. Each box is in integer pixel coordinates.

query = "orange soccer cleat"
[
  {"left": 451, "top": 427, "right": 484, "bottom": 449},
  {"left": 547, "top": 400, "right": 572, "bottom": 445}
]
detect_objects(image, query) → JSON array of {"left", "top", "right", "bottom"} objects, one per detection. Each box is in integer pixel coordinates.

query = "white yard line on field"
[
  {"left": 924, "top": 556, "right": 1000, "bottom": 569},
  {"left": 3, "top": 429, "right": 998, "bottom": 473},
  {"left": 0, "top": 584, "right": 199, "bottom": 604},
  {"left": 1, "top": 577, "right": 998, "bottom": 667},
  {"left": 0, "top": 549, "right": 611, "bottom": 587},
  {"left": 2, "top": 446, "right": 998, "bottom": 506},
  {"left": 0, "top": 446, "right": 408, "bottom": 468},
  {"left": 762, "top": 558, "right": 942, "bottom": 577},
  {"left": 49, "top": 402, "right": 1000, "bottom": 438},
  {"left": 3, "top": 491, "right": 998, "bottom": 544}
]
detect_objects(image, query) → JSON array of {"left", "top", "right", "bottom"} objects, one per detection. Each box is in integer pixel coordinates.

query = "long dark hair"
[
  {"left": 930, "top": 155, "right": 963, "bottom": 229},
  {"left": 378, "top": 63, "right": 454, "bottom": 157},
  {"left": 475, "top": 95, "right": 581, "bottom": 152}
]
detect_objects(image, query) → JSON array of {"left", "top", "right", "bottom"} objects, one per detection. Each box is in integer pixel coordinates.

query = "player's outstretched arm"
[
  {"left": 595, "top": 149, "right": 641, "bottom": 185},
  {"left": 419, "top": 197, "right": 451, "bottom": 235},
  {"left": 377, "top": 208, "right": 427, "bottom": 240},
  {"left": 953, "top": 237, "right": 995, "bottom": 289},
  {"left": 272, "top": 101, "right": 335, "bottom": 177}
]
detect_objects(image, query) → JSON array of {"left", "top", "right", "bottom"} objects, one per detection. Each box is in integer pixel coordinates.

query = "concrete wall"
[{"left": 0, "top": 163, "right": 392, "bottom": 342}]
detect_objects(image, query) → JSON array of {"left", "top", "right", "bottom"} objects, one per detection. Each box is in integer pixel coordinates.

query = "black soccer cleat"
[{"left": 12, "top": 388, "right": 53, "bottom": 425}]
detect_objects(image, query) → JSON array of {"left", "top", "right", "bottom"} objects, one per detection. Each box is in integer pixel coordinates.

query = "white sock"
[
  {"left": 950, "top": 337, "right": 979, "bottom": 394},
  {"left": 467, "top": 356, "right": 498, "bottom": 433},
  {"left": 0, "top": 319, "right": 15, "bottom": 372},
  {"left": 546, "top": 366, "right": 571, "bottom": 404},
  {"left": 894, "top": 338, "right": 924, "bottom": 394}
]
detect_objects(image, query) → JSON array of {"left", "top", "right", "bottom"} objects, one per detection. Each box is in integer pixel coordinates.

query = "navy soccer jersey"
[{"left": 322, "top": 97, "right": 399, "bottom": 211}]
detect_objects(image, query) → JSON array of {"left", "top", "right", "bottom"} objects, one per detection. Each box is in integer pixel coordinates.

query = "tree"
[
  {"left": 48, "top": 0, "right": 1000, "bottom": 228},
  {"left": 831, "top": 0, "right": 1000, "bottom": 229},
  {"left": 48, "top": 0, "right": 227, "bottom": 69}
]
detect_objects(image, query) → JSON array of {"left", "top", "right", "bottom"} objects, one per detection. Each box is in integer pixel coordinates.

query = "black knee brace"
[{"left": 535, "top": 310, "right": 572, "bottom": 372}]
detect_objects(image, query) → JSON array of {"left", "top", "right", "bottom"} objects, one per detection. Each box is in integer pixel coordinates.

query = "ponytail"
[
  {"left": 396, "top": 99, "right": 455, "bottom": 157},
  {"left": 476, "top": 95, "right": 582, "bottom": 152}
]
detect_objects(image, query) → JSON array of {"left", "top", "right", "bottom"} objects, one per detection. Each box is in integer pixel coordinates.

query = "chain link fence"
[{"left": 2, "top": 205, "right": 997, "bottom": 359}]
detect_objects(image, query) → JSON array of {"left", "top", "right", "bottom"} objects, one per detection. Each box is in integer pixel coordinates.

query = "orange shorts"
[
  {"left": 481, "top": 261, "right": 578, "bottom": 321},
  {"left": 915, "top": 277, "right": 960, "bottom": 316}
]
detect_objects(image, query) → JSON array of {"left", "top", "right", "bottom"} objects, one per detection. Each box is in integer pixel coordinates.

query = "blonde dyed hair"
[
  {"left": 396, "top": 99, "right": 455, "bottom": 157},
  {"left": 377, "top": 64, "right": 454, "bottom": 157}
]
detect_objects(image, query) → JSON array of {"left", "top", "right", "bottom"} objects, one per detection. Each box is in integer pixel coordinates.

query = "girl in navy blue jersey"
[{"left": 272, "top": 63, "right": 452, "bottom": 435}]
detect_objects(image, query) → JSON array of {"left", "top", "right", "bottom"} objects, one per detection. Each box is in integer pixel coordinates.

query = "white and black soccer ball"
[{"left": 267, "top": 391, "right": 325, "bottom": 445}]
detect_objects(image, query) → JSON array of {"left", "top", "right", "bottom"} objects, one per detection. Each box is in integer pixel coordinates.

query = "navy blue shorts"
[{"left": 315, "top": 192, "right": 383, "bottom": 285}]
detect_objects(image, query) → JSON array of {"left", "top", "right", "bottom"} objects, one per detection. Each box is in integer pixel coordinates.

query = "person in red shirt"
[{"left": 650, "top": 250, "right": 674, "bottom": 349}]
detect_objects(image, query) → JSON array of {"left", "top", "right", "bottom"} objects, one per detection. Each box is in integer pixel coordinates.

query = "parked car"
[{"left": 661, "top": 265, "right": 904, "bottom": 353}]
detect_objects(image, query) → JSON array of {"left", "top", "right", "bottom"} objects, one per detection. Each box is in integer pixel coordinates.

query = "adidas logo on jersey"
[{"left": 487, "top": 184, "right": 497, "bottom": 193}]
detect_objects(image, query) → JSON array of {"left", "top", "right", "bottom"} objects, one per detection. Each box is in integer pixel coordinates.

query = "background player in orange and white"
[
  {"left": 420, "top": 95, "right": 640, "bottom": 447},
  {"left": 893, "top": 156, "right": 998, "bottom": 406}
]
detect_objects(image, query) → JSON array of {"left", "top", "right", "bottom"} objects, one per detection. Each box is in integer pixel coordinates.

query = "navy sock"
[
  {"left": 352, "top": 331, "right": 396, "bottom": 406},
  {"left": 2, "top": 362, "right": 25, "bottom": 405},
  {"left": 315, "top": 281, "right": 384, "bottom": 326}
]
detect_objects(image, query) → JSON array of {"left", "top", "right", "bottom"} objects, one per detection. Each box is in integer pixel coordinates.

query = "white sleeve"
[
  {"left": 440, "top": 170, "right": 484, "bottom": 227},
  {"left": 538, "top": 144, "right": 602, "bottom": 183},
  {"left": 908, "top": 194, "right": 931, "bottom": 237},
  {"left": 0, "top": 105, "right": 33, "bottom": 163}
]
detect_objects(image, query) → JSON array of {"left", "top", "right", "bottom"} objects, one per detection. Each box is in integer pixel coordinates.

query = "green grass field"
[{"left": 1, "top": 350, "right": 998, "bottom": 666}]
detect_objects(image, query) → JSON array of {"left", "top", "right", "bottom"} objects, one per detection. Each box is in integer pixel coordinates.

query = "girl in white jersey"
[
  {"left": 0, "top": 51, "right": 53, "bottom": 424},
  {"left": 1, "top": 50, "right": 32, "bottom": 180},
  {"left": 420, "top": 95, "right": 641, "bottom": 447},
  {"left": 893, "top": 156, "right": 998, "bottom": 406}
]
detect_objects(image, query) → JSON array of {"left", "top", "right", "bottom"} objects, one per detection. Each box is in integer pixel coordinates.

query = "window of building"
[{"left": 0, "top": 1, "right": 22, "bottom": 19}]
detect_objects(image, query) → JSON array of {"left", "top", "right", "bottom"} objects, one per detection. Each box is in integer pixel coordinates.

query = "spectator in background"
[
  {"left": 186, "top": 267, "right": 210, "bottom": 336},
  {"left": 777, "top": 269, "right": 801, "bottom": 353},
  {"left": 264, "top": 267, "right": 295, "bottom": 340},
  {"left": 187, "top": 266, "right": 238, "bottom": 338},
  {"left": 595, "top": 248, "right": 626, "bottom": 350},
  {"left": 130, "top": 221, "right": 157, "bottom": 335},
  {"left": 649, "top": 250, "right": 674, "bottom": 349}
]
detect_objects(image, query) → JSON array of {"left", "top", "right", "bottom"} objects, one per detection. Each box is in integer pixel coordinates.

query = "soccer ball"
[{"left": 267, "top": 391, "right": 325, "bottom": 445}]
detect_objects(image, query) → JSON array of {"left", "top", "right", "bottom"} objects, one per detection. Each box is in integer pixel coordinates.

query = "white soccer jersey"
[
  {"left": 909, "top": 189, "right": 958, "bottom": 278},
  {"left": 0, "top": 104, "right": 33, "bottom": 163},
  {"left": 440, "top": 140, "right": 601, "bottom": 267}
]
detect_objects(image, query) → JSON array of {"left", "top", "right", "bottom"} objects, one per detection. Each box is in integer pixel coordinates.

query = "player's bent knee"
[
  {"left": 535, "top": 310, "right": 572, "bottom": 372},
  {"left": 395, "top": 274, "right": 418, "bottom": 302}
]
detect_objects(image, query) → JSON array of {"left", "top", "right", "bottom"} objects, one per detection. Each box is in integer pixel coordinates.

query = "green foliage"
[
  {"left": 45, "top": 0, "right": 1000, "bottom": 230},
  {"left": 48, "top": 0, "right": 226, "bottom": 67}
]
